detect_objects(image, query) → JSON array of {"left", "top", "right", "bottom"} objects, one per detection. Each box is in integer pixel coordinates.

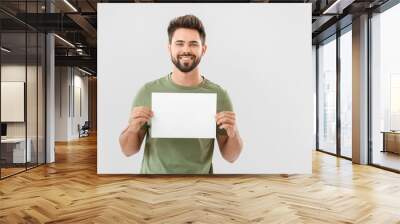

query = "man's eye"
[{"left": 176, "top": 43, "right": 184, "bottom": 46}]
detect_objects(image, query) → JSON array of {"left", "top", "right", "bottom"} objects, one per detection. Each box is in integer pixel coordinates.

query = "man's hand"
[
  {"left": 215, "top": 111, "right": 237, "bottom": 137},
  {"left": 128, "top": 106, "right": 153, "bottom": 133},
  {"left": 119, "top": 106, "right": 152, "bottom": 157},
  {"left": 215, "top": 111, "right": 243, "bottom": 163}
]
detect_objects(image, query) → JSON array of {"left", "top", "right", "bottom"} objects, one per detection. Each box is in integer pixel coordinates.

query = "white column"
[
  {"left": 46, "top": 33, "right": 55, "bottom": 163},
  {"left": 46, "top": 1, "right": 56, "bottom": 163},
  {"left": 352, "top": 14, "right": 369, "bottom": 164}
]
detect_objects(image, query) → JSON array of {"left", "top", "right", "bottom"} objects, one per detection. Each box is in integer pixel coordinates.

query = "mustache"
[{"left": 178, "top": 54, "right": 195, "bottom": 58}]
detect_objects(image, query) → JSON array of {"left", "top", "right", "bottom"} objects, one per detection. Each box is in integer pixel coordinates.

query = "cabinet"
[{"left": 382, "top": 131, "right": 400, "bottom": 154}]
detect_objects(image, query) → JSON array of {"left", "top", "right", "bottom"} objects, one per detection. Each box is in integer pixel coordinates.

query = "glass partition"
[
  {"left": 339, "top": 28, "right": 352, "bottom": 158},
  {"left": 0, "top": 1, "right": 46, "bottom": 179},
  {"left": 371, "top": 3, "right": 400, "bottom": 171},
  {"left": 1, "top": 31, "right": 28, "bottom": 178},
  {"left": 317, "top": 36, "right": 337, "bottom": 155}
]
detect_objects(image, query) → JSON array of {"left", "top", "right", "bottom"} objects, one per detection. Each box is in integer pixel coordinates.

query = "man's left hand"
[{"left": 215, "top": 111, "right": 237, "bottom": 138}]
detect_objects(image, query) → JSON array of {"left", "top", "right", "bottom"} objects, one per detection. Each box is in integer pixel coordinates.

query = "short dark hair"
[{"left": 167, "top": 14, "right": 206, "bottom": 45}]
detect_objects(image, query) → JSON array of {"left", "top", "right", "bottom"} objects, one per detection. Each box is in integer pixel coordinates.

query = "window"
[
  {"left": 371, "top": 2, "right": 400, "bottom": 171},
  {"left": 318, "top": 36, "right": 337, "bottom": 154},
  {"left": 339, "top": 28, "right": 352, "bottom": 158}
]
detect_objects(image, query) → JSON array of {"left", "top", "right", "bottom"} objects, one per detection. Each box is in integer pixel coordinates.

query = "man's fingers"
[
  {"left": 216, "top": 117, "right": 235, "bottom": 125},
  {"left": 133, "top": 111, "right": 151, "bottom": 117},
  {"left": 132, "top": 111, "right": 152, "bottom": 119},
  {"left": 215, "top": 112, "right": 235, "bottom": 120},
  {"left": 220, "top": 124, "right": 236, "bottom": 137},
  {"left": 132, "top": 107, "right": 153, "bottom": 116},
  {"left": 215, "top": 111, "right": 233, "bottom": 118},
  {"left": 218, "top": 121, "right": 235, "bottom": 128},
  {"left": 131, "top": 115, "right": 151, "bottom": 121},
  {"left": 217, "top": 118, "right": 235, "bottom": 124},
  {"left": 130, "top": 117, "right": 148, "bottom": 125},
  {"left": 129, "top": 113, "right": 151, "bottom": 124},
  {"left": 128, "top": 107, "right": 153, "bottom": 132},
  {"left": 132, "top": 109, "right": 153, "bottom": 118},
  {"left": 220, "top": 124, "right": 233, "bottom": 130},
  {"left": 130, "top": 116, "right": 150, "bottom": 124},
  {"left": 216, "top": 111, "right": 235, "bottom": 117},
  {"left": 130, "top": 113, "right": 151, "bottom": 124},
  {"left": 215, "top": 115, "right": 235, "bottom": 123}
]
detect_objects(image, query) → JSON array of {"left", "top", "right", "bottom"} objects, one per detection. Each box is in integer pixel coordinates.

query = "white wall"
[
  {"left": 98, "top": 3, "right": 313, "bottom": 174},
  {"left": 312, "top": 45, "right": 317, "bottom": 149},
  {"left": 55, "top": 67, "right": 89, "bottom": 141},
  {"left": 55, "top": 66, "right": 69, "bottom": 141},
  {"left": 72, "top": 72, "right": 89, "bottom": 138}
]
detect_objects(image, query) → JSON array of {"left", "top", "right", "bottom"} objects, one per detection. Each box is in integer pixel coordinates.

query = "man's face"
[{"left": 169, "top": 28, "right": 207, "bottom": 73}]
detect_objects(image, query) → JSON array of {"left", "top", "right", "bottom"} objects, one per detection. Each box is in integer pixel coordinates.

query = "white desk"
[{"left": 1, "top": 138, "right": 31, "bottom": 163}]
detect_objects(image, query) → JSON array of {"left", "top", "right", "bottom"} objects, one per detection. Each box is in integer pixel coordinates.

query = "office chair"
[{"left": 79, "top": 121, "right": 90, "bottom": 138}]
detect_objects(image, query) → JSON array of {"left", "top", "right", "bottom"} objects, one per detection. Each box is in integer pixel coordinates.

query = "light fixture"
[
  {"left": 322, "top": 0, "right": 354, "bottom": 15},
  {"left": 76, "top": 48, "right": 85, "bottom": 55},
  {"left": 1, "top": 47, "right": 11, "bottom": 53},
  {"left": 54, "top": 34, "right": 75, "bottom": 48},
  {"left": 78, "top": 67, "right": 93, "bottom": 76},
  {"left": 63, "top": 0, "right": 78, "bottom": 12}
]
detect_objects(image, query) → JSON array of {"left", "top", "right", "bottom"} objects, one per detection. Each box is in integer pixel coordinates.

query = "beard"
[{"left": 171, "top": 53, "right": 202, "bottom": 73}]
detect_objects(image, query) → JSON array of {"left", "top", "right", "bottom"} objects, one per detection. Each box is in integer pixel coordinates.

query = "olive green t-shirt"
[{"left": 132, "top": 73, "right": 233, "bottom": 174}]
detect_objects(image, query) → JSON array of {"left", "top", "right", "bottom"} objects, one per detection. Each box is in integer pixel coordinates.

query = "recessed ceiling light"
[
  {"left": 322, "top": 0, "right": 354, "bottom": 15},
  {"left": 63, "top": 0, "right": 78, "bottom": 12},
  {"left": 78, "top": 67, "right": 93, "bottom": 76},
  {"left": 54, "top": 34, "right": 75, "bottom": 48},
  {"left": 1, "top": 47, "right": 11, "bottom": 53}
]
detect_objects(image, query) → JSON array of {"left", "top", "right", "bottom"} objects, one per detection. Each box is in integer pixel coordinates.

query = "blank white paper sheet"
[{"left": 151, "top": 93, "right": 217, "bottom": 138}]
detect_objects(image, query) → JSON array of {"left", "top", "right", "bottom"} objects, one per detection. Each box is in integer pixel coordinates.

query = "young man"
[{"left": 119, "top": 15, "right": 243, "bottom": 174}]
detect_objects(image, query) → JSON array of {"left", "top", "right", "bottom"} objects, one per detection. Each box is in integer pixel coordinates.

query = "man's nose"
[{"left": 182, "top": 44, "right": 191, "bottom": 53}]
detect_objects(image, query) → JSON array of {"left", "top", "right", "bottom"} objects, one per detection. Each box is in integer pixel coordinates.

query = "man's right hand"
[{"left": 127, "top": 106, "right": 153, "bottom": 133}]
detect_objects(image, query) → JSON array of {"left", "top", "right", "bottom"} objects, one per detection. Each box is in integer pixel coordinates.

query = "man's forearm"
[
  {"left": 119, "top": 127, "right": 142, "bottom": 156},
  {"left": 221, "top": 131, "right": 243, "bottom": 163}
]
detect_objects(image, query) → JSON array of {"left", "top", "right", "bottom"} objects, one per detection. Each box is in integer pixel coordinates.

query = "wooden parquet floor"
[{"left": 1, "top": 134, "right": 400, "bottom": 223}]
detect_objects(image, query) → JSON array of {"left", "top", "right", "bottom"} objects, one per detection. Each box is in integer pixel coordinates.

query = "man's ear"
[
  {"left": 202, "top": 44, "right": 207, "bottom": 56},
  {"left": 168, "top": 43, "right": 171, "bottom": 53}
]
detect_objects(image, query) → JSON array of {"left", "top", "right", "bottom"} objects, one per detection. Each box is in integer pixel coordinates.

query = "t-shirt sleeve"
[
  {"left": 132, "top": 84, "right": 149, "bottom": 108},
  {"left": 130, "top": 84, "right": 149, "bottom": 131},
  {"left": 217, "top": 88, "right": 234, "bottom": 136}
]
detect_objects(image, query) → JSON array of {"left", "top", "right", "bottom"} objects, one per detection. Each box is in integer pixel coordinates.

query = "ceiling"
[{"left": 0, "top": 0, "right": 393, "bottom": 75}]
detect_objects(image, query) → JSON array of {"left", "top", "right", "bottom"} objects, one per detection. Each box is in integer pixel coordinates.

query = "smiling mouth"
[{"left": 179, "top": 55, "right": 194, "bottom": 60}]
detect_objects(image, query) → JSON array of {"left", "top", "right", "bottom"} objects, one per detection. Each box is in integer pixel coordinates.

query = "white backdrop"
[{"left": 98, "top": 3, "right": 313, "bottom": 174}]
